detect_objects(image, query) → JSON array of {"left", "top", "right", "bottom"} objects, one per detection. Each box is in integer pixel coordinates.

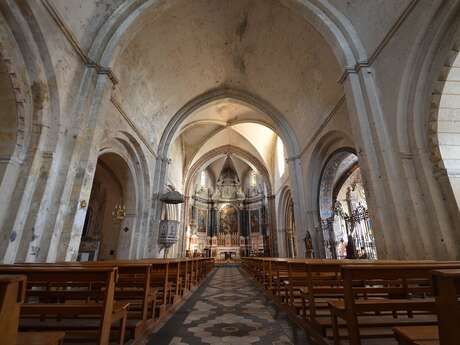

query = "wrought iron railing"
[{"left": 317, "top": 204, "right": 377, "bottom": 260}]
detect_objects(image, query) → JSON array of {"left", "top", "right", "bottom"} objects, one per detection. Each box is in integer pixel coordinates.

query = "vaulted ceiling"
[{"left": 112, "top": 0, "right": 343, "bottom": 155}]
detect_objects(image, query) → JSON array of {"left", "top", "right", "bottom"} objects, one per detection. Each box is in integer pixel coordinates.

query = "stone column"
[
  {"left": 287, "top": 157, "right": 309, "bottom": 258},
  {"left": 148, "top": 156, "right": 171, "bottom": 258},
  {"left": 42, "top": 71, "right": 112, "bottom": 262},
  {"left": 266, "top": 195, "right": 277, "bottom": 257},
  {"left": 178, "top": 196, "right": 190, "bottom": 257},
  {"left": 342, "top": 67, "right": 432, "bottom": 259},
  {"left": 305, "top": 209, "right": 322, "bottom": 258}
]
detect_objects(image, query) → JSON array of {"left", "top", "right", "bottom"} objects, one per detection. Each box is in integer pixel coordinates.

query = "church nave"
[
  {"left": 147, "top": 266, "right": 307, "bottom": 345},
  {"left": 2, "top": 1, "right": 460, "bottom": 344}
]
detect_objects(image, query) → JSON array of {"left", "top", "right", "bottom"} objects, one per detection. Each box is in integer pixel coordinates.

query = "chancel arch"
[
  {"left": 155, "top": 94, "right": 308, "bottom": 248},
  {"left": 171, "top": 105, "right": 282, "bottom": 258}
]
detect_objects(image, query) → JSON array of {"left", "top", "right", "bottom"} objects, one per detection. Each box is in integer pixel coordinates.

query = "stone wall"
[{"left": 0, "top": 0, "right": 459, "bottom": 262}]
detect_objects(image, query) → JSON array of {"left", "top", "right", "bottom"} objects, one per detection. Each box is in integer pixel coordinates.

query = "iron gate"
[{"left": 317, "top": 203, "right": 377, "bottom": 260}]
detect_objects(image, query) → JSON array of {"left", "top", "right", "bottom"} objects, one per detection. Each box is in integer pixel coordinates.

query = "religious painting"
[
  {"left": 197, "top": 208, "right": 207, "bottom": 233},
  {"left": 250, "top": 209, "right": 260, "bottom": 233},
  {"left": 219, "top": 205, "right": 238, "bottom": 234}
]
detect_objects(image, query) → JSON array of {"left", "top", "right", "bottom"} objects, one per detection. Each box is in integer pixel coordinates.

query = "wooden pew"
[
  {"left": 17, "top": 260, "right": 158, "bottom": 340},
  {"left": 148, "top": 260, "right": 173, "bottom": 317},
  {"left": 0, "top": 266, "right": 126, "bottom": 345},
  {"left": 393, "top": 269, "right": 460, "bottom": 345},
  {"left": 166, "top": 260, "right": 182, "bottom": 304},
  {"left": 272, "top": 259, "right": 290, "bottom": 302},
  {"left": 135, "top": 258, "right": 214, "bottom": 318},
  {"left": 179, "top": 260, "right": 189, "bottom": 297},
  {"left": 0, "top": 274, "right": 65, "bottom": 345},
  {"left": 432, "top": 269, "right": 460, "bottom": 345},
  {"left": 83, "top": 261, "right": 157, "bottom": 340},
  {"left": 16, "top": 332, "right": 66, "bottom": 345},
  {"left": 0, "top": 275, "right": 26, "bottom": 345},
  {"left": 287, "top": 259, "right": 398, "bottom": 331},
  {"left": 393, "top": 325, "right": 439, "bottom": 345},
  {"left": 290, "top": 261, "right": 343, "bottom": 330},
  {"left": 329, "top": 263, "right": 460, "bottom": 345},
  {"left": 241, "top": 258, "right": 459, "bottom": 345},
  {"left": 2, "top": 258, "right": 213, "bottom": 345}
]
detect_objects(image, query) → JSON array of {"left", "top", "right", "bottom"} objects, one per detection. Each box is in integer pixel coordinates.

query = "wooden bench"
[
  {"left": 393, "top": 325, "right": 439, "bottom": 345},
  {"left": 0, "top": 266, "right": 126, "bottom": 345},
  {"left": 241, "top": 258, "right": 460, "bottom": 345},
  {"left": 291, "top": 260, "right": 423, "bottom": 336},
  {"left": 16, "top": 332, "right": 66, "bottom": 345},
  {"left": 1, "top": 258, "right": 214, "bottom": 345},
  {"left": 0, "top": 274, "right": 66, "bottom": 345},
  {"left": 329, "top": 263, "right": 460, "bottom": 345},
  {"left": 0, "top": 275, "right": 26, "bottom": 345},
  {"left": 393, "top": 269, "right": 460, "bottom": 345},
  {"left": 83, "top": 261, "right": 157, "bottom": 339},
  {"left": 432, "top": 269, "right": 460, "bottom": 345},
  {"left": 21, "top": 260, "right": 161, "bottom": 340}
]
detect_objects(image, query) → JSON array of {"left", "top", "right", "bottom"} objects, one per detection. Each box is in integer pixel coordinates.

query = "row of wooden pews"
[
  {"left": 241, "top": 257, "right": 460, "bottom": 345},
  {"left": 0, "top": 257, "right": 214, "bottom": 345}
]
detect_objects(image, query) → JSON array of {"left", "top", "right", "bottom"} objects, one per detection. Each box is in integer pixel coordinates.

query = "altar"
[
  {"left": 186, "top": 154, "right": 270, "bottom": 258},
  {"left": 216, "top": 247, "right": 239, "bottom": 259}
]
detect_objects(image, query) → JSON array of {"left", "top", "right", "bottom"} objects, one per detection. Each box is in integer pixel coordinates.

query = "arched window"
[{"left": 276, "top": 137, "right": 285, "bottom": 176}]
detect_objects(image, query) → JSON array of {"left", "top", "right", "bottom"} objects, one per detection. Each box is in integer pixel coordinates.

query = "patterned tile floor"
[{"left": 147, "top": 266, "right": 310, "bottom": 345}]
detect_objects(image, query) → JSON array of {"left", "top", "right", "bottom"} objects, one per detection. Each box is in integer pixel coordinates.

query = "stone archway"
[
  {"left": 154, "top": 91, "right": 302, "bottom": 259},
  {"left": 0, "top": 55, "right": 20, "bottom": 184},
  {"left": 278, "top": 187, "right": 296, "bottom": 258},
  {"left": 78, "top": 153, "right": 137, "bottom": 261},
  {"left": 317, "top": 149, "right": 376, "bottom": 260},
  {"left": 184, "top": 144, "right": 272, "bottom": 197},
  {"left": 430, "top": 42, "right": 460, "bottom": 212},
  {"left": 397, "top": 4, "right": 460, "bottom": 260},
  {"left": 67, "top": 0, "right": 373, "bottom": 261}
]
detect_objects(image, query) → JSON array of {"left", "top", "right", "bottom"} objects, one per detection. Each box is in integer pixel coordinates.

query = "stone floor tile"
[{"left": 146, "top": 267, "right": 311, "bottom": 345}]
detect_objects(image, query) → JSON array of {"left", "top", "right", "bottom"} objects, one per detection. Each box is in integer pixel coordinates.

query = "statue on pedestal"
[{"left": 304, "top": 231, "right": 314, "bottom": 258}]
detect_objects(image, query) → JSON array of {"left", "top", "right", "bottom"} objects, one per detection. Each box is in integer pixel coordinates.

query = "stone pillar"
[
  {"left": 4, "top": 152, "right": 54, "bottom": 263},
  {"left": 266, "top": 195, "right": 277, "bottom": 257},
  {"left": 305, "top": 209, "right": 322, "bottom": 258},
  {"left": 179, "top": 196, "right": 190, "bottom": 257},
  {"left": 148, "top": 156, "right": 171, "bottom": 258},
  {"left": 41, "top": 71, "right": 112, "bottom": 263},
  {"left": 286, "top": 157, "right": 309, "bottom": 258},
  {"left": 342, "top": 67, "right": 434, "bottom": 259}
]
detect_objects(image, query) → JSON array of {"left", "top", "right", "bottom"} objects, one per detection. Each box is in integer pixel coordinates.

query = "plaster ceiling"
[
  {"left": 112, "top": 0, "right": 343, "bottom": 152},
  {"left": 184, "top": 124, "right": 277, "bottom": 175},
  {"left": 176, "top": 99, "right": 278, "bottom": 179}
]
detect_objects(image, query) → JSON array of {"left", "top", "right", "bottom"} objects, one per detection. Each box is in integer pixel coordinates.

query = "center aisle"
[{"left": 147, "top": 266, "right": 309, "bottom": 345}]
